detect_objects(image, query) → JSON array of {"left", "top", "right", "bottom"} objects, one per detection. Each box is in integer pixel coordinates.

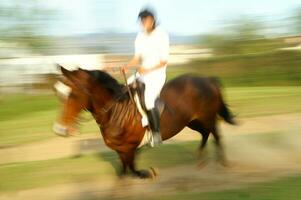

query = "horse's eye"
[{"left": 69, "top": 92, "right": 78, "bottom": 99}]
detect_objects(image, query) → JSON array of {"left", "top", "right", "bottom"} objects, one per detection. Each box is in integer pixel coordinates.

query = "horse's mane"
[
  {"left": 85, "top": 69, "right": 127, "bottom": 101},
  {"left": 84, "top": 69, "right": 138, "bottom": 127}
]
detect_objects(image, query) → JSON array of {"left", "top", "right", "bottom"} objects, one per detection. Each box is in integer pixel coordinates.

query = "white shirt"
[{"left": 135, "top": 26, "right": 169, "bottom": 77}]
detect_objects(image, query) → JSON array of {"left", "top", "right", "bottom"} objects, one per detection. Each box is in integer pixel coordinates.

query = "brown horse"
[{"left": 53, "top": 66, "right": 236, "bottom": 178}]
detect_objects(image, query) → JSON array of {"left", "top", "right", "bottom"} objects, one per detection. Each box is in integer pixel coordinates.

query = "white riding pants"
[{"left": 127, "top": 69, "right": 166, "bottom": 110}]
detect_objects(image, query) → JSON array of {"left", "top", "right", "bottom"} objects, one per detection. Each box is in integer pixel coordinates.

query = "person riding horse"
[
  {"left": 53, "top": 8, "right": 236, "bottom": 179},
  {"left": 122, "top": 8, "right": 169, "bottom": 146}
]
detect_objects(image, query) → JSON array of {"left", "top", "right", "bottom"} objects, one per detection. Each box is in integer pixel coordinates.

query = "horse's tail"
[
  {"left": 219, "top": 101, "right": 236, "bottom": 125},
  {"left": 210, "top": 77, "right": 237, "bottom": 125}
]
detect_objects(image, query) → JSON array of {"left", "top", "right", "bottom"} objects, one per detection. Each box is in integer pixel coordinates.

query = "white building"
[{"left": 0, "top": 54, "right": 105, "bottom": 87}]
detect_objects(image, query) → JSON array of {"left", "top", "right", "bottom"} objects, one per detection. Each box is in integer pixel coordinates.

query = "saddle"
[
  {"left": 127, "top": 80, "right": 165, "bottom": 148},
  {"left": 128, "top": 80, "right": 164, "bottom": 127}
]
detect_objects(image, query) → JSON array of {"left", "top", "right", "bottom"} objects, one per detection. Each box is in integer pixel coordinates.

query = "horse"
[{"left": 53, "top": 66, "right": 236, "bottom": 178}]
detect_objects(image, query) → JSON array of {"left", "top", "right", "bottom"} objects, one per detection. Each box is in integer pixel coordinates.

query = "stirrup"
[{"left": 150, "top": 132, "right": 162, "bottom": 147}]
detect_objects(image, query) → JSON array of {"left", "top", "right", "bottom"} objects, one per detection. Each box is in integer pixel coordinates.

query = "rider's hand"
[
  {"left": 121, "top": 65, "right": 128, "bottom": 73},
  {"left": 138, "top": 66, "right": 148, "bottom": 74}
]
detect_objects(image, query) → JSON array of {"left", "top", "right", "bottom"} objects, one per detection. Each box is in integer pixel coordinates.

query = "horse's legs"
[
  {"left": 118, "top": 150, "right": 153, "bottom": 179},
  {"left": 197, "top": 131, "right": 210, "bottom": 167},
  {"left": 200, "top": 132, "right": 210, "bottom": 152},
  {"left": 211, "top": 125, "right": 228, "bottom": 166},
  {"left": 188, "top": 120, "right": 210, "bottom": 165},
  {"left": 118, "top": 152, "right": 128, "bottom": 176}
]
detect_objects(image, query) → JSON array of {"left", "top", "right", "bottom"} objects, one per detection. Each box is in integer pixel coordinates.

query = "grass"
[
  {"left": 168, "top": 50, "right": 301, "bottom": 87},
  {"left": 0, "top": 141, "right": 199, "bottom": 192},
  {"left": 0, "top": 86, "right": 301, "bottom": 146},
  {"left": 224, "top": 86, "right": 301, "bottom": 117},
  {"left": 143, "top": 175, "right": 301, "bottom": 200},
  {"left": 1, "top": 49, "right": 301, "bottom": 146},
  {"left": 0, "top": 94, "right": 58, "bottom": 121},
  {"left": 0, "top": 130, "right": 299, "bottom": 194},
  {"left": 0, "top": 94, "right": 100, "bottom": 146},
  {"left": 1, "top": 46, "right": 301, "bottom": 199},
  {"left": 0, "top": 110, "right": 58, "bottom": 146},
  {"left": 0, "top": 94, "right": 62, "bottom": 145},
  {"left": 0, "top": 154, "right": 116, "bottom": 192}
]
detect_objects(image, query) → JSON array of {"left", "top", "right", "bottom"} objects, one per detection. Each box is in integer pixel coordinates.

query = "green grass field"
[
  {"left": 169, "top": 51, "right": 301, "bottom": 87},
  {"left": 1, "top": 50, "right": 301, "bottom": 199},
  {"left": 0, "top": 143, "right": 189, "bottom": 192},
  {"left": 0, "top": 130, "right": 300, "bottom": 197},
  {"left": 143, "top": 175, "right": 301, "bottom": 200},
  {"left": 1, "top": 86, "right": 301, "bottom": 146},
  {"left": 0, "top": 89, "right": 300, "bottom": 199}
]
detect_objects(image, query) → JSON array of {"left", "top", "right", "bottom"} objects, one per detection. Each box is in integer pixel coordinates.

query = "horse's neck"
[
  {"left": 88, "top": 89, "right": 112, "bottom": 124},
  {"left": 89, "top": 93, "right": 136, "bottom": 128}
]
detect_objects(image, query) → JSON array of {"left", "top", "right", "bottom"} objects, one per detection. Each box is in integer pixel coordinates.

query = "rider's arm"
[
  {"left": 140, "top": 60, "right": 167, "bottom": 73},
  {"left": 126, "top": 56, "right": 140, "bottom": 68},
  {"left": 154, "top": 59, "right": 168, "bottom": 69},
  {"left": 139, "top": 30, "right": 169, "bottom": 74},
  {"left": 123, "top": 34, "right": 142, "bottom": 72}
]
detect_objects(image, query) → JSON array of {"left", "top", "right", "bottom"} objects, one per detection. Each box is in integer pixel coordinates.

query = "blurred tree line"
[
  {"left": 0, "top": 0, "right": 56, "bottom": 52},
  {"left": 202, "top": 17, "right": 282, "bottom": 55},
  {"left": 184, "top": 7, "right": 301, "bottom": 86},
  {"left": 293, "top": 7, "right": 301, "bottom": 34},
  {"left": 202, "top": 7, "right": 301, "bottom": 56}
]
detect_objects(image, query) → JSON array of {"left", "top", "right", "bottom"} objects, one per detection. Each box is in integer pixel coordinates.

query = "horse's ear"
[
  {"left": 57, "top": 64, "right": 72, "bottom": 78},
  {"left": 78, "top": 68, "right": 90, "bottom": 76},
  {"left": 79, "top": 68, "right": 91, "bottom": 73},
  {"left": 78, "top": 68, "right": 86, "bottom": 72}
]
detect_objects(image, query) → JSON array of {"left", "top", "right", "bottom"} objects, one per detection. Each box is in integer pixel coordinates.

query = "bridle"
[
  {"left": 98, "top": 68, "right": 138, "bottom": 116},
  {"left": 57, "top": 68, "right": 137, "bottom": 124}
]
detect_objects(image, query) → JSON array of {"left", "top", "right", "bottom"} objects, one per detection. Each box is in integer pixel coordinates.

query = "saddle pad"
[
  {"left": 133, "top": 93, "right": 149, "bottom": 127},
  {"left": 138, "top": 129, "right": 154, "bottom": 148}
]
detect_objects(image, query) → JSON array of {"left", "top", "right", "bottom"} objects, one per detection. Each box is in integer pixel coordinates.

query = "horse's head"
[
  {"left": 53, "top": 65, "right": 126, "bottom": 136},
  {"left": 53, "top": 65, "right": 93, "bottom": 136}
]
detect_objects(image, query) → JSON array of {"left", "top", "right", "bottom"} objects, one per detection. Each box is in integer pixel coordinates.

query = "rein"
[
  {"left": 99, "top": 91, "right": 127, "bottom": 113},
  {"left": 121, "top": 68, "right": 135, "bottom": 105},
  {"left": 70, "top": 68, "right": 137, "bottom": 123},
  {"left": 77, "top": 88, "right": 128, "bottom": 123},
  {"left": 93, "top": 68, "right": 136, "bottom": 115}
]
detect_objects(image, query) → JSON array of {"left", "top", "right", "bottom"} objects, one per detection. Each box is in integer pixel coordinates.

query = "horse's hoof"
[
  {"left": 71, "top": 154, "right": 82, "bottom": 159},
  {"left": 119, "top": 173, "right": 128, "bottom": 179},
  {"left": 149, "top": 167, "right": 159, "bottom": 178},
  {"left": 217, "top": 158, "right": 229, "bottom": 167},
  {"left": 197, "top": 158, "right": 209, "bottom": 169},
  {"left": 197, "top": 149, "right": 208, "bottom": 160},
  {"left": 136, "top": 169, "right": 153, "bottom": 179}
]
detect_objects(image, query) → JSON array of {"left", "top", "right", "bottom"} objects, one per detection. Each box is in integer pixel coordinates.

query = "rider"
[{"left": 122, "top": 8, "right": 169, "bottom": 146}]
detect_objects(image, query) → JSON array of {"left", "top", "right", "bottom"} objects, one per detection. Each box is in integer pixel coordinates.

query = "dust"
[{"left": 1, "top": 113, "right": 301, "bottom": 200}]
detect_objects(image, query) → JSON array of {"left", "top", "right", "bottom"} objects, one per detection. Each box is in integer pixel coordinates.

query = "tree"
[
  {"left": 292, "top": 7, "right": 301, "bottom": 34},
  {"left": 223, "top": 16, "right": 264, "bottom": 40},
  {"left": 202, "top": 16, "right": 283, "bottom": 55},
  {"left": 0, "top": 1, "right": 56, "bottom": 51}
]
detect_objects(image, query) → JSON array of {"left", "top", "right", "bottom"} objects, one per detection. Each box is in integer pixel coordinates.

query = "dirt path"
[
  {"left": 0, "top": 135, "right": 300, "bottom": 200},
  {"left": 0, "top": 113, "right": 301, "bottom": 199},
  {"left": 1, "top": 112, "right": 301, "bottom": 165},
  {"left": 0, "top": 135, "right": 109, "bottom": 165}
]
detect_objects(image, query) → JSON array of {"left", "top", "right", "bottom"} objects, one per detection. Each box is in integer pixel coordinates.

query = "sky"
[{"left": 45, "top": 0, "right": 301, "bottom": 36}]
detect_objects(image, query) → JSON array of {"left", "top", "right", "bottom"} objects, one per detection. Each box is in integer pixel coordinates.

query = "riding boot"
[{"left": 147, "top": 108, "right": 162, "bottom": 146}]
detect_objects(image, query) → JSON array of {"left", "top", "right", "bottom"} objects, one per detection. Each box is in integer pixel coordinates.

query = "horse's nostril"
[{"left": 52, "top": 122, "right": 68, "bottom": 137}]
